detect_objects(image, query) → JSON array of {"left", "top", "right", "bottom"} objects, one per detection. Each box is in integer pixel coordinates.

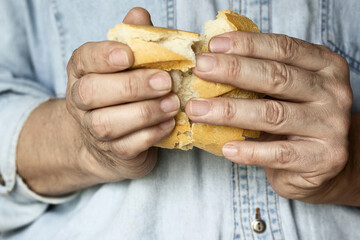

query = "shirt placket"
[
  {"left": 167, "top": 0, "right": 176, "bottom": 29},
  {"left": 232, "top": 0, "right": 283, "bottom": 239},
  {"left": 233, "top": 164, "right": 284, "bottom": 240}
]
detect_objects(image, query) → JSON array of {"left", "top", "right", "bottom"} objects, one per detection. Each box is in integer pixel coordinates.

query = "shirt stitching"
[
  {"left": 237, "top": 164, "right": 247, "bottom": 239},
  {"left": 174, "top": 0, "right": 177, "bottom": 29},
  {"left": 268, "top": 0, "right": 272, "bottom": 33},
  {"left": 274, "top": 192, "right": 285, "bottom": 239},
  {"left": 229, "top": 0, "right": 233, "bottom": 13},
  {"left": 322, "top": 0, "right": 360, "bottom": 71},
  {"left": 51, "top": 0, "right": 67, "bottom": 86},
  {"left": 259, "top": 0, "right": 262, "bottom": 31},
  {"left": 246, "top": 166, "right": 255, "bottom": 240},
  {"left": 232, "top": 163, "right": 236, "bottom": 240},
  {"left": 265, "top": 180, "right": 275, "bottom": 239}
]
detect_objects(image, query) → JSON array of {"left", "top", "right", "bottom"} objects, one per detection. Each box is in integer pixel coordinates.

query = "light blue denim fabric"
[{"left": 0, "top": 0, "right": 360, "bottom": 239}]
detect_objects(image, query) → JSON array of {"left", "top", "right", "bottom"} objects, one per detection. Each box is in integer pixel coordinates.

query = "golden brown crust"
[
  {"left": 109, "top": 23, "right": 200, "bottom": 38},
  {"left": 108, "top": 24, "right": 200, "bottom": 72},
  {"left": 155, "top": 112, "right": 192, "bottom": 150},
  {"left": 192, "top": 75, "right": 235, "bottom": 98},
  {"left": 221, "top": 88, "right": 264, "bottom": 99},
  {"left": 217, "top": 9, "right": 260, "bottom": 33},
  {"left": 129, "top": 39, "right": 193, "bottom": 72},
  {"left": 187, "top": 10, "right": 262, "bottom": 155},
  {"left": 192, "top": 123, "right": 246, "bottom": 156},
  {"left": 109, "top": 10, "right": 262, "bottom": 156}
]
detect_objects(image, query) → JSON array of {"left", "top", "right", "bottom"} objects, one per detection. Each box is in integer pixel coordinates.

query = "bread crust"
[
  {"left": 108, "top": 10, "right": 262, "bottom": 156},
  {"left": 108, "top": 24, "right": 200, "bottom": 72}
]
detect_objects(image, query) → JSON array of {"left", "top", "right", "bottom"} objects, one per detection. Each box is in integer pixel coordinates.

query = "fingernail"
[
  {"left": 149, "top": 73, "right": 172, "bottom": 91},
  {"left": 109, "top": 49, "right": 129, "bottom": 66},
  {"left": 160, "top": 95, "right": 180, "bottom": 113},
  {"left": 159, "top": 118, "right": 175, "bottom": 130},
  {"left": 210, "top": 37, "right": 231, "bottom": 53},
  {"left": 196, "top": 55, "right": 216, "bottom": 72},
  {"left": 189, "top": 98, "right": 210, "bottom": 116},
  {"left": 223, "top": 144, "right": 238, "bottom": 157}
]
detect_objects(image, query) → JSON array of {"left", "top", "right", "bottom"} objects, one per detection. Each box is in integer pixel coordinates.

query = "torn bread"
[
  {"left": 108, "top": 10, "right": 261, "bottom": 156},
  {"left": 108, "top": 24, "right": 200, "bottom": 72}
]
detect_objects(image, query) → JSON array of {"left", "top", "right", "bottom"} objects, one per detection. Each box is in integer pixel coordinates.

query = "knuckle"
[
  {"left": 77, "top": 75, "right": 95, "bottom": 107},
  {"left": 127, "top": 163, "right": 155, "bottom": 179},
  {"left": 242, "top": 144, "right": 258, "bottom": 164},
  {"left": 267, "top": 62, "right": 290, "bottom": 93},
  {"left": 121, "top": 74, "right": 140, "bottom": 99},
  {"left": 233, "top": 33, "right": 255, "bottom": 56},
  {"left": 335, "top": 117, "right": 351, "bottom": 136},
  {"left": 268, "top": 178, "right": 293, "bottom": 199},
  {"left": 130, "top": 153, "right": 157, "bottom": 179},
  {"left": 221, "top": 98, "right": 237, "bottom": 121},
  {"left": 337, "top": 85, "right": 353, "bottom": 109},
  {"left": 142, "top": 131, "right": 157, "bottom": 147},
  {"left": 274, "top": 143, "right": 293, "bottom": 165},
  {"left": 225, "top": 56, "right": 241, "bottom": 80},
  {"left": 112, "top": 142, "right": 138, "bottom": 160},
  {"left": 87, "top": 111, "right": 112, "bottom": 140},
  {"left": 70, "top": 47, "right": 85, "bottom": 78},
  {"left": 332, "top": 53, "right": 349, "bottom": 70},
  {"left": 264, "top": 100, "right": 285, "bottom": 127},
  {"left": 275, "top": 34, "right": 298, "bottom": 61},
  {"left": 330, "top": 146, "right": 348, "bottom": 171},
  {"left": 138, "top": 103, "right": 153, "bottom": 123}
]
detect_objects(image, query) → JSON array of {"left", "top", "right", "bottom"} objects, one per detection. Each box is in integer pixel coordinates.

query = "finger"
[
  {"left": 67, "top": 41, "right": 134, "bottom": 79},
  {"left": 221, "top": 140, "right": 325, "bottom": 172},
  {"left": 71, "top": 69, "right": 172, "bottom": 110},
  {"left": 185, "top": 97, "right": 327, "bottom": 137},
  {"left": 109, "top": 119, "right": 176, "bottom": 160},
  {"left": 84, "top": 94, "right": 180, "bottom": 140},
  {"left": 123, "top": 7, "right": 153, "bottom": 25},
  {"left": 264, "top": 169, "right": 320, "bottom": 200},
  {"left": 193, "top": 54, "right": 326, "bottom": 102},
  {"left": 209, "top": 32, "right": 332, "bottom": 71},
  {"left": 89, "top": 148, "right": 158, "bottom": 180}
]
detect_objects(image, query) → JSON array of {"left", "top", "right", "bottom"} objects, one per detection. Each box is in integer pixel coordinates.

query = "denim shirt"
[{"left": 1, "top": 0, "right": 360, "bottom": 239}]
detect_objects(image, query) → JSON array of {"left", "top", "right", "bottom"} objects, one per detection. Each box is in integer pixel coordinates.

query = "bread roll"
[{"left": 108, "top": 10, "right": 262, "bottom": 156}]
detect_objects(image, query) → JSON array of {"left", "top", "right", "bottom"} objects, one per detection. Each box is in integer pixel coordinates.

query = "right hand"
[{"left": 66, "top": 8, "right": 179, "bottom": 181}]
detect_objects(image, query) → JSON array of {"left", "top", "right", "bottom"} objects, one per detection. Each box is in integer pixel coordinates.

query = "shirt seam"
[
  {"left": 229, "top": 0, "right": 233, "bottom": 12},
  {"left": 237, "top": 164, "right": 246, "bottom": 239},
  {"left": 275, "top": 193, "right": 285, "bottom": 239},
  {"left": 268, "top": 0, "right": 272, "bottom": 33},
  {"left": 51, "top": 0, "right": 67, "bottom": 85},
  {"left": 265, "top": 180, "right": 275, "bottom": 239},
  {"left": 321, "top": 0, "right": 360, "bottom": 72},
  {"left": 246, "top": 166, "right": 255, "bottom": 240},
  {"left": 259, "top": 0, "right": 262, "bottom": 31}
]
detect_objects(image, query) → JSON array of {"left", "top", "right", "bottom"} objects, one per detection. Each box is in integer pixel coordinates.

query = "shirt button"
[
  {"left": 252, "top": 219, "right": 266, "bottom": 233},
  {"left": 251, "top": 208, "right": 266, "bottom": 234}
]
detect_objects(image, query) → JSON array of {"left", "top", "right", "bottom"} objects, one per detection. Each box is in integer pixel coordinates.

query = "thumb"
[{"left": 122, "top": 7, "right": 153, "bottom": 26}]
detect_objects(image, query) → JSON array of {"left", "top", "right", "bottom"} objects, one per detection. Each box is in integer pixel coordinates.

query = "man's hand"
[
  {"left": 186, "top": 32, "right": 353, "bottom": 204},
  {"left": 66, "top": 8, "right": 179, "bottom": 182},
  {"left": 17, "top": 8, "right": 179, "bottom": 196}
]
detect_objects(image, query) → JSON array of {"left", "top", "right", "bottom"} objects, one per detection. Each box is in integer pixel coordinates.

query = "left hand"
[{"left": 185, "top": 31, "right": 353, "bottom": 203}]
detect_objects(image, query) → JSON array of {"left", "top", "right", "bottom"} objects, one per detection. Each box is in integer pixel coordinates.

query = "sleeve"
[{"left": 0, "top": 2, "right": 77, "bottom": 233}]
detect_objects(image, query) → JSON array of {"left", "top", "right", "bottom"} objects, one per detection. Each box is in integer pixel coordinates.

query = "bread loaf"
[{"left": 108, "top": 10, "right": 262, "bottom": 156}]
